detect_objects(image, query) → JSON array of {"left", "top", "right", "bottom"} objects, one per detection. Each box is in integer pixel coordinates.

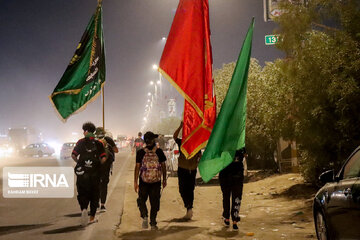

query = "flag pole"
[
  {"left": 98, "top": 0, "right": 104, "bottom": 129},
  {"left": 102, "top": 86, "right": 105, "bottom": 129}
]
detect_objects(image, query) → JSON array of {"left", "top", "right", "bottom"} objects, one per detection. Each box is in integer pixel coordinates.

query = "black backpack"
[{"left": 75, "top": 139, "right": 100, "bottom": 176}]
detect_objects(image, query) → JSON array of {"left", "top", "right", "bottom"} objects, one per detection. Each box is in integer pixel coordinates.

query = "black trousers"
[
  {"left": 100, "top": 167, "right": 110, "bottom": 204},
  {"left": 177, "top": 167, "right": 197, "bottom": 210},
  {"left": 77, "top": 173, "right": 100, "bottom": 217},
  {"left": 137, "top": 180, "right": 161, "bottom": 226},
  {"left": 219, "top": 169, "right": 244, "bottom": 222}
]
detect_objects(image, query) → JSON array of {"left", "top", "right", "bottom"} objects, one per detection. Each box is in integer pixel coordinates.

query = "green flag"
[
  {"left": 198, "top": 18, "right": 254, "bottom": 183},
  {"left": 49, "top": 3, "right": 105, "bottom": 121}
]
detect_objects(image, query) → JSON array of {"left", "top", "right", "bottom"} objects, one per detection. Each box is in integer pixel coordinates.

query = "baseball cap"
[{"left": 144, "top": 131, "right": 159, "bottom": 143}]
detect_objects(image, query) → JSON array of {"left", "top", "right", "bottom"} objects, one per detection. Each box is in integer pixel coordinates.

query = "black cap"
[{"left": 144, "top": 131, "right": 159, "bottom": 144}]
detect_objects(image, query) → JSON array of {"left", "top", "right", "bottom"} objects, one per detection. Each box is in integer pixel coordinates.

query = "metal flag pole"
[
  {"left": 102, "top": 86, "right": 105, "bottom": 129},
  {"left": 98, "top": 0, "right": 104, "bottom": 129}
]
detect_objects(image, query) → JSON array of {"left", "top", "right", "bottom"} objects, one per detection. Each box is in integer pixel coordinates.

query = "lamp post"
[{"left": 150, "top": 81, "right": 158, "bottom": 100}]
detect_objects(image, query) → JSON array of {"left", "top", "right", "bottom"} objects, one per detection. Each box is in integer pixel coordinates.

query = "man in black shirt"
[
  {"left": 94, "top": 127, "right": 119, "bottom": 212},
  {"left": 72, "top": 122, "right": 106, "bottom": 226},
  {"left": 134, "top": 131, "right": 167, "bottom": 230}
]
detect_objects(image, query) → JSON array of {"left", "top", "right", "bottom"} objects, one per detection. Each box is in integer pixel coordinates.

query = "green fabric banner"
[
  {"left": 198, "top": 18, "right": 254, "bottom": 183},
  {"left": 49, "top": 3, "right": 105, "bottom": 121}
]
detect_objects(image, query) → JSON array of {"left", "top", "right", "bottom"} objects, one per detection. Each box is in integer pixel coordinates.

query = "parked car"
[
  {"left": 60, "top": 142, "right": 76, "bottom": 160},
  {"left": 21, "top": 143, "right": 55, "bottom": 157},
  {"left": 313, "top": 146, "right": 360, "bottom": 240}
]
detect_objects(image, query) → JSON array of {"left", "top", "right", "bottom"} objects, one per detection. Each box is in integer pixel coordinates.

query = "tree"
[{"left": 273, "top": 0, "right": 360, "bottom": 183}]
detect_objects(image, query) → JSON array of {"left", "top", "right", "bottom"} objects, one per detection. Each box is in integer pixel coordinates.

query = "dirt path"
[{"left": 116, "top": 166, "right": 318, "bottom": 240}]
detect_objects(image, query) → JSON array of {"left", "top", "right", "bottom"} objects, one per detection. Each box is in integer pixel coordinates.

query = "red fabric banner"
[{"left": 159, "top": 0, "right": 216, "bottom": 158}]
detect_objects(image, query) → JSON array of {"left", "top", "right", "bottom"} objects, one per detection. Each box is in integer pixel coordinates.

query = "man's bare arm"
[{"left": 173, "top": 121, "right": 183, "bottom": 140}]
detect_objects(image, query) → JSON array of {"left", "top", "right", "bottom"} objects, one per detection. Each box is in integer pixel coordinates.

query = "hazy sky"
[{"left": 0, "top": 0, "right": 282, "bottom": 143}]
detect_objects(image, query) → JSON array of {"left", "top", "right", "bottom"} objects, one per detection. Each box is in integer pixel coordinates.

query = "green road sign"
[{"left": 265, "top": 35, "right": 279, "bottom": 45}]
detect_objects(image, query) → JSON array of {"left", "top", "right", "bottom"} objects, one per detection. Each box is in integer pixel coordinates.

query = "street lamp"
[
  {"left": 148, "top": 92, "right": 151, "bottom": 96},
  {"left": 157, "top": 80, "right": 161, "bottom": 85},
  {"left": 162, "top": 37, "right": 167, "bottom": 41},
  {"left": 152, "top": 64, "right": 158, "bottom": 70},
  {"left": 150, "top": 81, "right": 154, "bottom": 85}
]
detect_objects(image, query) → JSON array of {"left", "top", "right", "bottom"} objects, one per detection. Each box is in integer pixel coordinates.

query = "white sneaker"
[
  {"left": 142, "top": 217, "right": 149, "bottom": 229},
  {"left": 184, "top": 209, "right": 193, "bottom": 220},
  {"left": 80, "top": 209, "right": 88, "bottom": 227}
]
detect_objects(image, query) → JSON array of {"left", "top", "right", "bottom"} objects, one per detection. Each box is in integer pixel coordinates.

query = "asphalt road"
[{"left": 0, "top": 150, "right": 131, "bottom": 240}]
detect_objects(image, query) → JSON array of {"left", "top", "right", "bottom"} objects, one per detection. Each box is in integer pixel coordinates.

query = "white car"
[
  {"left": 60, "top": 142, "right": 76, "bottom": 160},
  {"left": 21, "top": 143, "right": 54, "bottom": 157}
]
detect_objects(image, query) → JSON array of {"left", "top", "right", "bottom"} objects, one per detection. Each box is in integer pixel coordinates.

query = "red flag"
[{"left": 159, "top": 0, "right": 216, "bottom": 158}]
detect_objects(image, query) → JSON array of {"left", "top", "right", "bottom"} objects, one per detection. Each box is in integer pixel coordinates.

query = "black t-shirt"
[
  {"left": 219, "top": 150, "right": 245, "bottom": 178},
  {"left": 136, "top": 145, "right": 167, "bottom": 164}
]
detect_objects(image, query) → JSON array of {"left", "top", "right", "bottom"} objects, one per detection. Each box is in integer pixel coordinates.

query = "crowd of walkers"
[{"left": 71, "top": 121, "right": 246, "bottom": 231}]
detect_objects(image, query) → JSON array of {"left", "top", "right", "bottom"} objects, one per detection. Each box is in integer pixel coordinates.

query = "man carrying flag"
[
  {"left": 49, "top": 0, "right": 105, "bottom": 121},
  {"left": 198, "top": 19, "right": 255, "bottom": 230},
  {"left": 159, "top": 0, "right": 216, "bottom": 219}
]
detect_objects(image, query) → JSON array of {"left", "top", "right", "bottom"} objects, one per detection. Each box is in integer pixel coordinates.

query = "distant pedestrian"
[
  {"left": 94, "top": 127, "right": 119, "bottom": 212},
  {"left": 133, "top": 132, "right": 145, "bottom": 154},
  {"left": 173, "top": 121, "right": 201, "bottom": 220},
  {"left": 129, "top": 137, "right": 135, "bottom": 151},
  {"left": 219, "top": 148, "right": 246, "bottom": 230},
  {"left": 72, "top": 122, "right": 107, "bottom": 226},
  {"left": 156, "top": 134, "right": 166, "bottom": 151},
  {"left": 134, "top": 131, "right": 167, "bottom": 230}
]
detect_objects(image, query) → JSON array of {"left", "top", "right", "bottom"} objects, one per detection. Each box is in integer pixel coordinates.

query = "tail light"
[{"left": 174, "top": 150, "right": 179, "bottom": 154}]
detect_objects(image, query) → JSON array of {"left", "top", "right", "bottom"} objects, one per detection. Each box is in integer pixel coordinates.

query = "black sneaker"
[
  {"left": 142, "top": 218, "right": 149, "bottom": 229},
  {"left": 100, "top": 205, "right": 106, "bottom": 212},
  {"left": 232, "top": 223, "right": 239, "bottom": 231},
  {"left": 223, "top": 218, "right": 230, "bottom": 227},
  {"left": 151, "top": 225, "right": 159, "bottom": 230}
]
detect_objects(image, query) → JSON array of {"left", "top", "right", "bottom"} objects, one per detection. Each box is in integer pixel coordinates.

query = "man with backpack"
[
  {"left": 134, "top": 131, "right": 167, "bottom": 230},
  {"left": 94, "top": 127, "right": 119, "bottom": 212},
  {"left": 72, "top": 122, "right": 107, "bottom": 226}
]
